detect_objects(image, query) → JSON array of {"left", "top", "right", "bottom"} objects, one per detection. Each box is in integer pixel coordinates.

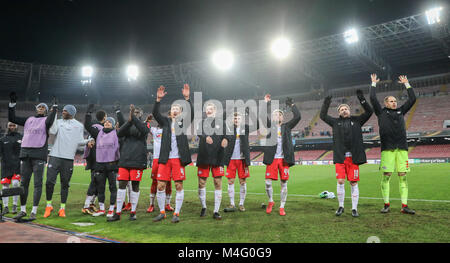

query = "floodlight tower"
[
  {"left": 81, "top": 66, "right": 93, "bottom": 86},
  {"left": 126, "top": 65, "right": 139, "bottom": 82},
  {"left": 81, "top": 65, "right": 95, "bottom": 104},
  {"left": 426, "top": 7, "right": 449, "bottom": 57}
]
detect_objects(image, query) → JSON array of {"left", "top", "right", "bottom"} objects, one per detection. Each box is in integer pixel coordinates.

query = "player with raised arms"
[
  {"left": 146, "top": 115, "right": 174, "bottom": 213},
  {"left": 263, "top": 94, "right": 301, "bottom": 216},
  {"left": 370, "top": 74, "right": 417, "bottom": 214},
  {"left": 152, "top": 84, "right": 194, "bottom": 223},
  {"left": 8, "top": 92, "right": 57, "bottom": 221},
  {"left": 320, "top": 89, "right": 373, "bottom": 217}
]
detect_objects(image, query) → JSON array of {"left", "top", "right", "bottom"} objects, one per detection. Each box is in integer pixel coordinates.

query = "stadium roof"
[{"left": 0, "top": 2, "right": 449, "bottom": 104}]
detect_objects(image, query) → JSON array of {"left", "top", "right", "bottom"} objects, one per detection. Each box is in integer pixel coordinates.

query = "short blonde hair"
[
  {"left": 337, "top": 104, "right": 350, "bottom": 112},
  {"left": 171, "top": 103, "right": 182, "bottom": 111},
  {"left": 384, "top": 96, "right": 396, "bottom": 103},
  {"left": 205, "top": 102, "right": 217, "bottom": 110}
]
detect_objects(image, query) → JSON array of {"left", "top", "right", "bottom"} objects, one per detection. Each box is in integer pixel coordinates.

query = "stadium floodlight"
[
  {"left": 271, "top": 37, "right": 292, "bottom": 59},
  {"left": 211, "top": 49, "right": 234, "bottom": 71},
  {"left": 426, "top": 7, "right": 443, "bottom": 25},
  {"left": 81, "top": 66, "right": 93, "bottom": 78},
  {"left": 344, "top": 28, "right": 359, "bottom": 44},
  {"left": 126, "top": 65, "right": 139, "bottom": 81},
  {"left": 81, "top": 66, "right": 93, "bottom": 86}
]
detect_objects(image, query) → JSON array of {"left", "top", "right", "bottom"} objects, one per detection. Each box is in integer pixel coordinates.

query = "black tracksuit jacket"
[
  {"left": 320, "top": 96, "right": 373, "bottom": 165},
  {"left": 370, "top": 84, "right": 416, "bottom": 151},
  {"left": 263, "top": 104, "right": 301, "bottom": 167},
  {"left": 152, "top": 99, "right": 194, "bottom": 166}
]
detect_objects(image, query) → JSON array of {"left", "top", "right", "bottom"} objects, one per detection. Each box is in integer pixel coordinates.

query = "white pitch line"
[{"left": 70, "top": 182, "right": 450, "bottom": 203}]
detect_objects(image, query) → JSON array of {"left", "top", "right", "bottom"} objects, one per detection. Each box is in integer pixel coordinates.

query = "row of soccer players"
[{"left": 2, "top": 73, "right": 415, "bottom": 222}]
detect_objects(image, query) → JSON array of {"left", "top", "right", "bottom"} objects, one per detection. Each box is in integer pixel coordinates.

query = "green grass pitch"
[{"left": 4, "top": 163, "right": 450, "bottom": 243}]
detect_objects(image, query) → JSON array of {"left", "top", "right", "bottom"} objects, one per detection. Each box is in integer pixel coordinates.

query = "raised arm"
[
  {"left": 262, "top": 94, "right": 272, "bottom": 129},
  {"left": 369, "top": 73, "right": 383, "bottom": 116},
  {"left": 45, "top": 104, "right": 58, "bottom": 130},
  {"left": 397, "top": 75, "right": 417, "bottom": 115},
  {"left": 152, "top": 86, "right": 169, "bottom": 126},
  {"left": 356, "top": 89, "right": 373, "bottom": 125},
  {"left": 8, "top": 92, "right": 28, "bottom": 126},
  {"left": 319, "top": 95, "right": 336, "bottom": 127},
  {"left": 84, "top": 104, "right": 100, "bottom": 138},
  {"left": 285, "top": 98, "right": 301, "bottom": 129}
]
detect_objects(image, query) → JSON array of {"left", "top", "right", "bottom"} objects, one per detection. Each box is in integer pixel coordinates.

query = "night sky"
[{"left": 0, "top": 0, "right": 439, "bottom": 68}]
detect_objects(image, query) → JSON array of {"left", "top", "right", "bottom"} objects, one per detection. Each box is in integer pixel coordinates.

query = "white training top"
[
  {"left": 231, "top": 127, "right": 244, "bottom": 160},
  {"left": 49, "top": 118, "right": 89, "bottom": 160},
  {"left": 151, "top": 127, "right": 163, "bottom": 159},
  {"left": 169, "top": 122, "right": 180, "bottom": 159},
  {"left": 274, "top": 126, "right": 284, "bottom": 159}
]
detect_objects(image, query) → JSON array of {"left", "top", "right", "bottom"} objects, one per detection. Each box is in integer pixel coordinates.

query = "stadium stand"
[
  {"left": 295, "top": 150, "right": 326, "bottom": 161},
  {"left": 408, "top": 144, "right": 450, "bottom": 158}
]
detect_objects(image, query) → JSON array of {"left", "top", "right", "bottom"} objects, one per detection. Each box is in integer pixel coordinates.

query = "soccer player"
[
  {"left": 196, "top": 102, "right": 227, "bottom": 220},
  {"left": 320, "top": 90, "right": 373, "bottom": 217},
  {"left": 81, "top": 109, "right": 107, "bottom": 215},
  {"left": 147, "top": 115, "right": 174, "bottom": 213},
  {"left": 370, "top": 74, "right": 417, "bottom": 214},
  {"left": 0, "top": 122, "right": 22, "bottom": 215},
  {"left": 43, "top": 105, "right": 92, "bottom": 218},
  {"left": 152, "top": 84, "right": 193, "bottom": 223},
  {"left": 8, "top": 93, "right": 57, "bottom": 221},
  {"left": 263, "top": 94, "right": 301, "bottom": 216},
  {"left": 222, "top": 108, "right": 260, "bottom": 213},
  {"left": 108, "top": 105, "right": 150, "bottom": 222},
  {"left": 84, "top": 104, "right": 120, "bottom": 218}
]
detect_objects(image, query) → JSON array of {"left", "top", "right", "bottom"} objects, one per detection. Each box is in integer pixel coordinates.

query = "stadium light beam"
[
  {"left": 126, "top": 65, "right": 139, "bottom": 81},
  {"left": 426, "top": 7, "right": 443, "bottom": 25},
  {"left": 211, "top": 49, "right": 234, "bottom": 71},
  {"left": 344, "top": 28, "right": 359, "bottom": 44},
  {"left": 271, "top": 37, "right": 292, "bottom": 59}
]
